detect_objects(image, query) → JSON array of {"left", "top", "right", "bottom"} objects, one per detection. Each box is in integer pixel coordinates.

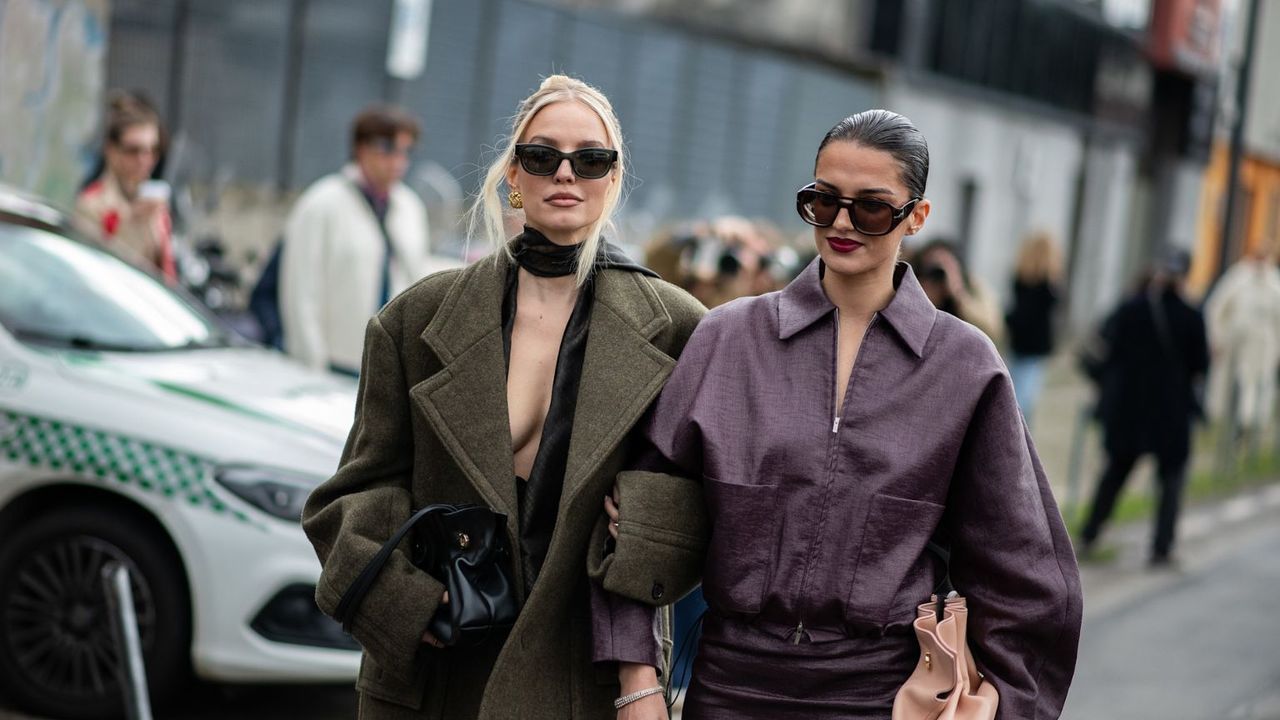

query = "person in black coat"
[{"left": 1080, "top": 250, "right": 1210, "bottom": 566}]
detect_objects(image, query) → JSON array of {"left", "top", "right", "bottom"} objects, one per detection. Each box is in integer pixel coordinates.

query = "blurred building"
[
  {"left": 2, "top": 0, "right": 1239, "bottom": 332},
  {"left": 1190, "top": 0, "right": 1280, "bottom": 293},
  {"left": 575, "top": 0, "right": 1224, "bottom": 328}
]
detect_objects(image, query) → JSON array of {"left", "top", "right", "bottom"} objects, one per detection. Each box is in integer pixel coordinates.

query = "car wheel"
[{"left": 0, "top": 506, "right": 191, "bottom": 720}]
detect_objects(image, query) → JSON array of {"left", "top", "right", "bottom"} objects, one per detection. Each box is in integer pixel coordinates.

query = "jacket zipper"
[{"left": 791, "top": 309, "right": 878, "bottom": 645}]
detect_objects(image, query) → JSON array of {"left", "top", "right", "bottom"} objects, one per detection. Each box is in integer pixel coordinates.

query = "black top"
[
  {"left": 1006, "top": 279, "right": 1059, "bottom": 357},
  {"left": 501, "top": 227, "right": 656, "bottom": 592}
]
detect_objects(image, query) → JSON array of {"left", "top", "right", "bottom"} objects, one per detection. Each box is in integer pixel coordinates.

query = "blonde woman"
[
  {"left": 302, "top": 75, "right": 703, "bottom": 720},
  {"left": 1006, "top": 231, "right": 1064, "bottom": 421}
]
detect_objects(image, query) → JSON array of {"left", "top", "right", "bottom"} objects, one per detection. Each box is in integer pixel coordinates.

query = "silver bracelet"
[{"left": 614, "top": 686, "right": 664, "bottom": 709}]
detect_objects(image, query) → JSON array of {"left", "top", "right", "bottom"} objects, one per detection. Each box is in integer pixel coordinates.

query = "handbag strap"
[{"left": 334, "top": 505, "right": 440, "bottom": 634}]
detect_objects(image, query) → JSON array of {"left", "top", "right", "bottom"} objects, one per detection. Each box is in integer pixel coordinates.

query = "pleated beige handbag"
[{"left": 892, "top": 543, "right": 998, "bottom": 720}]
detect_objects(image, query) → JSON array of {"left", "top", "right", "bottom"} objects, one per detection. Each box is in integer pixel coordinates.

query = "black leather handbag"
[{"left": 333, "top": 504, "right": 519, "bottom": 648}]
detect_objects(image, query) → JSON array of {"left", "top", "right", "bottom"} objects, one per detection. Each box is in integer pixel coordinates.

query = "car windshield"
[{"left": 0, "top": 220, "right": 230, "bottom": 352}]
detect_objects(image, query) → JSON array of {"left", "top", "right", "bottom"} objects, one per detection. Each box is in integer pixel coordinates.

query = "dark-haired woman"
[{"left": 593, "top": 109, "right": 1082, "bottom": 719}]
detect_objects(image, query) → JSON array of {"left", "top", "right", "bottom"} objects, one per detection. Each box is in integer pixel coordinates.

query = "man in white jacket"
[
  {"left": 280, "top": 105, "right": 438, "bottom": 375},
  {"left": 1204, "top": 244, "right": 1280, "bottom": 432}
]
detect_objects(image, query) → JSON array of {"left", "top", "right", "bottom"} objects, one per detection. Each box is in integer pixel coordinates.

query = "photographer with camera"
[{"left": 912, "top": 239, "right": 1005, "bottom": 344}]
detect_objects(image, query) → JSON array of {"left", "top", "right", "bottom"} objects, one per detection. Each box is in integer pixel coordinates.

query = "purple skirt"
[{"left": 681, "top": 614, "right": 917, "bottom": 720}]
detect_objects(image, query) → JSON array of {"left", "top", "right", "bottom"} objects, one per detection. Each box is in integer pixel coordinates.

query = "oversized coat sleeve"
[
  {"left": 589, "top": 310, "right": 715, "bottom": 668},
  {"left": 946, "top": 368, "right": 1083, "bottom": 719},
  {"left": 301, "top": 313, "right": 446, "bottom": 683}
]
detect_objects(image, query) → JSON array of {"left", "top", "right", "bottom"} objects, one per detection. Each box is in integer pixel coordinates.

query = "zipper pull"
[
  {"left": 832, "top": 417, "right": 840, "bottom": 433},
  {"left": 792, "top": 621, "right": 806, "bottom": 645}
]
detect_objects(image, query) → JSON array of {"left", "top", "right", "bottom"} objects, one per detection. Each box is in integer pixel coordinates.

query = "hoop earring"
[{"left": 508, "top": 190, "right": 523, "bottom": 209}]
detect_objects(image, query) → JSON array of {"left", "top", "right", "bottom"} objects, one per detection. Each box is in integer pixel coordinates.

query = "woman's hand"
[
  {"left": 935, "top": 251, "right": 969, "bottom": 302},
  {"left": 617, "top": 693, "right": 668, "bottom": 720},
  {"left": 604, "top": 484, "right": 622, "bottom": 540},
  {"left": 131, "top": 196, "right": 167, "bottom": 221},
  {"left": 420, "top": 590, "right": 449, "bottom": 647},
  {"left": 617, "top": 662, "right": 667, "bottom": 720}
]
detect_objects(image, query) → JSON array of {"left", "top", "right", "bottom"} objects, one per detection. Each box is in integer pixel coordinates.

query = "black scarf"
[
  {"left": 502, "top": 226, "right": 655, "bottom": 593},
  {"left": 509, "top": 225, "right": 658, "bottom": 279}
]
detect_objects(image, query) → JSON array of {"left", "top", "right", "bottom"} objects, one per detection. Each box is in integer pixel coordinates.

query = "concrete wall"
[
  {"left": 1243, "top": 0, "right": 1280, "bottom": 162},
  {"left": 1071, "top": 141, "right": 1142, "bottom": 324},
  {"left": 884, "top": 83, "right": 1087, "bottom": 309},
  {"left": 883, "top": 81, "right": 1151, "bottom": 329}
]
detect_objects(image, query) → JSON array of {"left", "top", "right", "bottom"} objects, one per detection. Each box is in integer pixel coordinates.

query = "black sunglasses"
[
  {"left": 795, "top": 183, "right": 920, "bottom": 236},
  {"left": 513, "top": 143, "right": 618, "bottom": 180}
]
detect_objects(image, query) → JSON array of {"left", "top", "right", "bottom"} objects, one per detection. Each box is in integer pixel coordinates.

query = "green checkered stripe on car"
[{"left": 0, "top": 409, "right": 258, "bottom": 526}]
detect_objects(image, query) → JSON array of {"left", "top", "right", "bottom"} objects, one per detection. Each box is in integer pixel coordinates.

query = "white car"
[{"left": 0, "top": 189, "right": 361, "bottom": 719}]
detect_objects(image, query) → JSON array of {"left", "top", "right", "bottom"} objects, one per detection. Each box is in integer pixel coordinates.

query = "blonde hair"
[
  {"left": 1014, "top": 230, "right": 1064, "bottom": 284},
  {"left": 466, "top": 75, "right": 626, "bottom": 287}
]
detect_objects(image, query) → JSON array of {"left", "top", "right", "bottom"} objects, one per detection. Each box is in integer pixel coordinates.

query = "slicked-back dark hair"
[{"left": 815, "top": 109, "right": 929, "bottom": 199}]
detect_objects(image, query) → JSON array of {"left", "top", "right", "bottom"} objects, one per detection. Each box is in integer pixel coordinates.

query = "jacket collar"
[{"left": 777, "top": 258, "right": 936, "bottom": 358}]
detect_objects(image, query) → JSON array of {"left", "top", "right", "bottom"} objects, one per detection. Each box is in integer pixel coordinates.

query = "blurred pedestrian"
[
  {"left": 595, "top": 109, "right": 1082, "bottom": 719},
  {"left": 279, "top": 104, "right": 432, "bottom": 375},
  {"left": 1079, "top": 250, "right": 1210, "bottom": 567},
  {"left": 1203, "top": 243, "right": 1280, "bottom": 435},
  {"left": 912, "top": 239, "right": 1005, "bottom": 344},
  {"left": 75, "top": 91, "right": 176, "bottom": 283},
  {"left": 1005, "top": 230, "right": 1065, "bottom": 423},
  {"left": 302, "top": 76, "right": 703, "bottom": 720}
]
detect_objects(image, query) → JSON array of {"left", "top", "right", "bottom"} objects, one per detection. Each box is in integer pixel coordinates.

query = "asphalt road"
[{"left": 1062, "top": 490, "right": 1280, "bottom": 720}]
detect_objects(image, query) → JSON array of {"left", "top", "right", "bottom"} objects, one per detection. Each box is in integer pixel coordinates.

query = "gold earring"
[{"left": 508, "top": 190, "right": 523, "bottom": 209}]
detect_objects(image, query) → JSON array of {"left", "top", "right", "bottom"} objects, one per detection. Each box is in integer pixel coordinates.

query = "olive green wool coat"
[{"left": 301, "top": 252, "right": 705, "bottom": 720}]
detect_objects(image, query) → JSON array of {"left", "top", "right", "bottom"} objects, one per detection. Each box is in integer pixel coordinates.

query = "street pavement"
[{"left": 1063, "top": 484, "right": 1280, "bottom": 720}]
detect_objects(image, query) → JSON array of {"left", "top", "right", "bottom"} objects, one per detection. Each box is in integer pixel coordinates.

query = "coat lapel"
[
  {"left": 410, "top": 255, "right": 518, "bottom": 519},
  {"left": 559, "top": 269, "right": 677, "bottom": 512},
  {"left": 408, "top": 258, "right": 678, "bottom": 564}
]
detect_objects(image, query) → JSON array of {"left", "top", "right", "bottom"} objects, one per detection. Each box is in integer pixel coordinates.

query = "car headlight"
[{"left": 214, "top": 465, "right": 321, "bottom": 522}]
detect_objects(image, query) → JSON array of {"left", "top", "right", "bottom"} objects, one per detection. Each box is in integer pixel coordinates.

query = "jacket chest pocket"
[
  {"left": 701, "top": 476, "right": 779, "bottom": 616},
  {"left": 844, "top": 493, "right": 946, "bottom": 627}
]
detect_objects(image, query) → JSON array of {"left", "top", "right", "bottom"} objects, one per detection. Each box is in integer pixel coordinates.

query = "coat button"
[{"left": 651, "top": 583, "right": 665, "bottom": 601}]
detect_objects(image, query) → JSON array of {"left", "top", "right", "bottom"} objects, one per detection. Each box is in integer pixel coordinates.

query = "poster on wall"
[{"left": 0, "top": 0, "right": 107, "bottom": 205}]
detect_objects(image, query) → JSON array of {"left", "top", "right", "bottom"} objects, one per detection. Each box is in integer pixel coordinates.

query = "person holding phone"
[{"left": 75, "top": 91, "right": 176, "bottom": 283}]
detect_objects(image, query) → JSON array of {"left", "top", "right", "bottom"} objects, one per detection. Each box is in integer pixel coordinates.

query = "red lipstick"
[{"left": 826, "top": 236, "right": 864, "bottom": 254}]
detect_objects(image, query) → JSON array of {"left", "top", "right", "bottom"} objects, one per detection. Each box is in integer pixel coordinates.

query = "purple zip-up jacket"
[{"left": 593, "top": 260, "right": 1082, "bottom": 719}]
